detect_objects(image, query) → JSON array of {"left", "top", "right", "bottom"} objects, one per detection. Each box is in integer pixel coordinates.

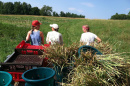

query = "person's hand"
[{"left": 96, "top": 37, "right": 101, "bottom": 43}]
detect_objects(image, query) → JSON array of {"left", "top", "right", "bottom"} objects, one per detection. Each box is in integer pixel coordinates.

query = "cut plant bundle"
[
  {"left": 43, "top": 42, "right": 130, "bottom": 86},
  {"left": 68, "top": 54, "right": 130, "bottom": 86},
  {"left": 43, "top": 42, "right": 79, "bottom": 68}
]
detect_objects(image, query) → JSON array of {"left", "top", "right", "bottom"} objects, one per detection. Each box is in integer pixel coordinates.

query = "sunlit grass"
[
  {"left": 0, "top": 15, "right": 130, "bottom": 52},
  {"left": 0, "top": 15, "right": 130, "bottom": 85}
]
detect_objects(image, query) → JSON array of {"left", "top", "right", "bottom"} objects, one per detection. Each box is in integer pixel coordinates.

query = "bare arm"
[
  {"left": 40, "top": 31, "right": 44, "bottom": 45},
  {"left": 96, "top": 36, "right": 101, "bottom": 43},
  {"left": 26, "top": 31, "right": 31, "bottom": 41},
  {"left": 46, "top": 33, "right": 49, "bottom": 44}
]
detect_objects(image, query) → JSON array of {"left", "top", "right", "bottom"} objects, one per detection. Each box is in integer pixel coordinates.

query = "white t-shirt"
[
  {"left": 46, "top": 31, "right": 63, "bottom": 45},
  {"left": 80, "top": 32, "right": 97, "bottom": 45}
]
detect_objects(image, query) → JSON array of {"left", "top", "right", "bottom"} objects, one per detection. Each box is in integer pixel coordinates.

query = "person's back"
[
  {"left": 26, "top": 20, "right": 44, "bottom": 45},
  {"left": 80, "top": 25, "right": 101, "bottom": 45},
  {"left": 46, "top": 24, "right": 63, "bottom": 45},
  {"left": 30, "top": 30, "right": 41, "bottom": 45},
  {"left": 46, "top": 31, "right": 62, "bottom": 45},
  {"left": 80, "top": 32, "right": 97, "bottom": 45}
]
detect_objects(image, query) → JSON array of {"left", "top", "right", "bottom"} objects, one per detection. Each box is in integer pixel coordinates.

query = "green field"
[
  {"left": 0, "top": 15, "right": 130, "bottom": 62},
  {"left": 0, "top": 15, "right": 130, "bottom": 86}
]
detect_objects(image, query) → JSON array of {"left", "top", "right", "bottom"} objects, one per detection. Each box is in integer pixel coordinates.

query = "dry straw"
[{"left": 43, "top": 42, "right": 130, "bottom": 86}]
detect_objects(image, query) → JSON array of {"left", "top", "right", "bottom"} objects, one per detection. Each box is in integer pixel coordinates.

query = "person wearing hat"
[
  {"left": 26, "top": 20, "right": 44, "bottom": 45},
  {"left": 80, "top": 25, "right": 101, "bottom": 45},
  {"left": 46, "top": 24, "right": 63, "bottom": 45}
]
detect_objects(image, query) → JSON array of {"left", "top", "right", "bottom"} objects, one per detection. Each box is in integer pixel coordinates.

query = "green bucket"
[
  {"left": 22, "top": 67, "right": 55, "bottom": 86},
  {"left": 78, "top": 45, "right": 102, "bottom": 57},
  {"left": 0, "top": 71, "right": 12, "bottom": 86}
]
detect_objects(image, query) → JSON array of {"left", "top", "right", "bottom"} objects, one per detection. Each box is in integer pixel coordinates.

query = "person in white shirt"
[
  {"left": 80, "top": 25, "right": 101, "bottom": 45},
  {"left": 46, "top": 24, "right": 63, "bottom": 45}
]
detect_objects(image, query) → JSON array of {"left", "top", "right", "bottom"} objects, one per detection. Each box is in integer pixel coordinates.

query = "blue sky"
[{"left": 1, "top": 0, "right": 130, "bottom": 19}]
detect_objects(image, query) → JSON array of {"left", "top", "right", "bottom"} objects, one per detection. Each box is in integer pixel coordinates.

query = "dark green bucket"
[
  {"left": 22, "top": 67, "right": 55, "bottom": 86},
  {"left": 0, "top": 71, "right": 12, "bottom": 86},
  {"left": 78, "top": 45, "right": 102, "bottom": 57}
]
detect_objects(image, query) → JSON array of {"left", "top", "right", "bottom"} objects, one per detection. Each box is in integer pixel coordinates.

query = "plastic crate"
[
  {"left": 8, "top": 72, "right": 25, "bottom": 82},
  {"left": 16, "top": 40, "right": 43, "bottom": 49},
  {"left": 15, "top": 40, "right": 44, "bottom": 55},
  {"left": 1, "top": 54, "right": 44, "bottom": 71},
  {"left": 15, "top": 49, "right": 43, "bottom": 55}
]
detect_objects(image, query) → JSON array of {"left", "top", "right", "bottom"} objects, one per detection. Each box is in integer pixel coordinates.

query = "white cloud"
[
  {"left": 81, "top": 2, "right": 94, "bottom": 7},
  {"left": 68, "top": 8, "right": 76, "bottom": 11},
  {"left": 68, "top": 8, "right": 83, "bottom": 13},
  {"left": 126, "top": 8, "right": 130, "bottom": 11},
  {"left": 77, "top": 9, "right": 83, "bottom": 13}
]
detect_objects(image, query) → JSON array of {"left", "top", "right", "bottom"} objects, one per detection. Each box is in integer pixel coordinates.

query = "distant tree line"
[
  {"left": 111, "top": 12, "right": 130, "bottom": 20},
  {"left": 0, "top": 1, "right": 85, "bottom": 18}
]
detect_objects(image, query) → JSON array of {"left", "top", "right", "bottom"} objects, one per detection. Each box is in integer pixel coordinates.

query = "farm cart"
[{"left": 0, "top": 40, "right": 50, "bottom": 86}]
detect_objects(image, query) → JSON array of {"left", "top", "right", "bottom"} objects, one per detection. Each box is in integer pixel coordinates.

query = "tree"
[
  {"left": 14, "top": 2, "right": 22, "bottom": 14},
  {"left": 22, "top": 2, "right": 32, "bottom": 15},
  {"left": 40, "top": 5, "right": 52, "bottom": 16},
  {"left": 0, "top": 1, "right": 3, "bottom": 14},
  {"left": 0, "top": 1, "right": 85, "bottom": 18},
  {"left": 111, "top": 13, "right": 127, "bottom": 20},
  {"left": 3, "top": 2, "right": 14, "bottom": 14},
  {"left": 79, "top": 14, "right": 85, "bottom": 18},
  {"left": 111, "top": 13, "right": 119, "bottom": 19},
  {"left": 53, "top": 11, "right": 59, "bottom": 17},
  {"left": 27, "top": 4, "right": 32, "bottom": 15},
  {"left": 60, "top": 11, "right": 66, "bottom": 17},
  {"left": 30, "top": 7, "right": 40, "bottom": 15},
  {"left": 126, "top": 15, "right": 130, "bottom": 19},
  {"left": 128, "top": 11, "right": 130, "bottom": 15},
  {"left": 119, "top": 14, "right": 127, "bottom": 19},
  {"left": 22, "top": 2, "right": 28, "bottom": 15},
  {"left": 71, "top": 13, "right": 77, "bottom": 18},
  {"left": 66, "top": 12, "right": 71, "bottom": 17}
]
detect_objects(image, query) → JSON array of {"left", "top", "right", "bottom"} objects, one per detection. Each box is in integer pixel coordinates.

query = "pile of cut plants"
[{"left": 43, "top": 42, "right": 130, "bottom": 86}]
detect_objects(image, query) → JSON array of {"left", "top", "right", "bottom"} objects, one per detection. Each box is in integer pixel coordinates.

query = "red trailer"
[{"left": 0, "top": 40, "right": 50, "bottom": 85}]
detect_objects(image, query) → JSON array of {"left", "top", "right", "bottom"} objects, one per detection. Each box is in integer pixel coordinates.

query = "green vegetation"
[
  {"left": 0, "top": 22, "right": 29, "bottom": 62},
  {"left": 111, "top": 12, "right": 130, "bottom": 20},
  {"left": 0, "top": 15, "right": 130, "bottom": 85},
  {"left": 0, "top": 15, "right": 130, "bottom": 61},
  {"left": 0, "top": 1, "right": 85, "bottom": 18}
]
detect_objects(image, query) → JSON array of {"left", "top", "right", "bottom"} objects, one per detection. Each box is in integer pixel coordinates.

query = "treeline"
[
  {"left": 111, "top": 12, "right": 130, "bottom": 20},
  {"left": 0, "top": 1, "right": 85, "bottom": 18}
]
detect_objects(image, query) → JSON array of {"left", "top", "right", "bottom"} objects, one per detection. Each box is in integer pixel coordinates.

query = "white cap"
[{"left": 50, "top": 24, "right": 59, "bottom": 29}]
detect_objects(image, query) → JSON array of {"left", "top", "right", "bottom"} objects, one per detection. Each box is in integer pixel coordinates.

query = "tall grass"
[
  {"left": 0, "top": 15, "right": 130, "bottom": 58},
  {"left": 0, "top": 15, "right": 130, "bottom": 85},
  {"left": 0, "top": 23, "right": 29, "bottom": 62},
  {"left": 0, "top": 15, "right": 130, "bottom": 52}
]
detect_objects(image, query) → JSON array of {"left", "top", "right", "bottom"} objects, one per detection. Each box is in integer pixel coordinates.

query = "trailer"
[{"left": 0, "top": 40, "right": 50, "bottom": 86}]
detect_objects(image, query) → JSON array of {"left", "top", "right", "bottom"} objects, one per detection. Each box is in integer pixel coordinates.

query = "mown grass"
[
  {"left": 43, "top": 42, "right": 130, "bottom": 86},
  {"left": 0, "top": 15, "right": 130, "bottom": 62}
]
